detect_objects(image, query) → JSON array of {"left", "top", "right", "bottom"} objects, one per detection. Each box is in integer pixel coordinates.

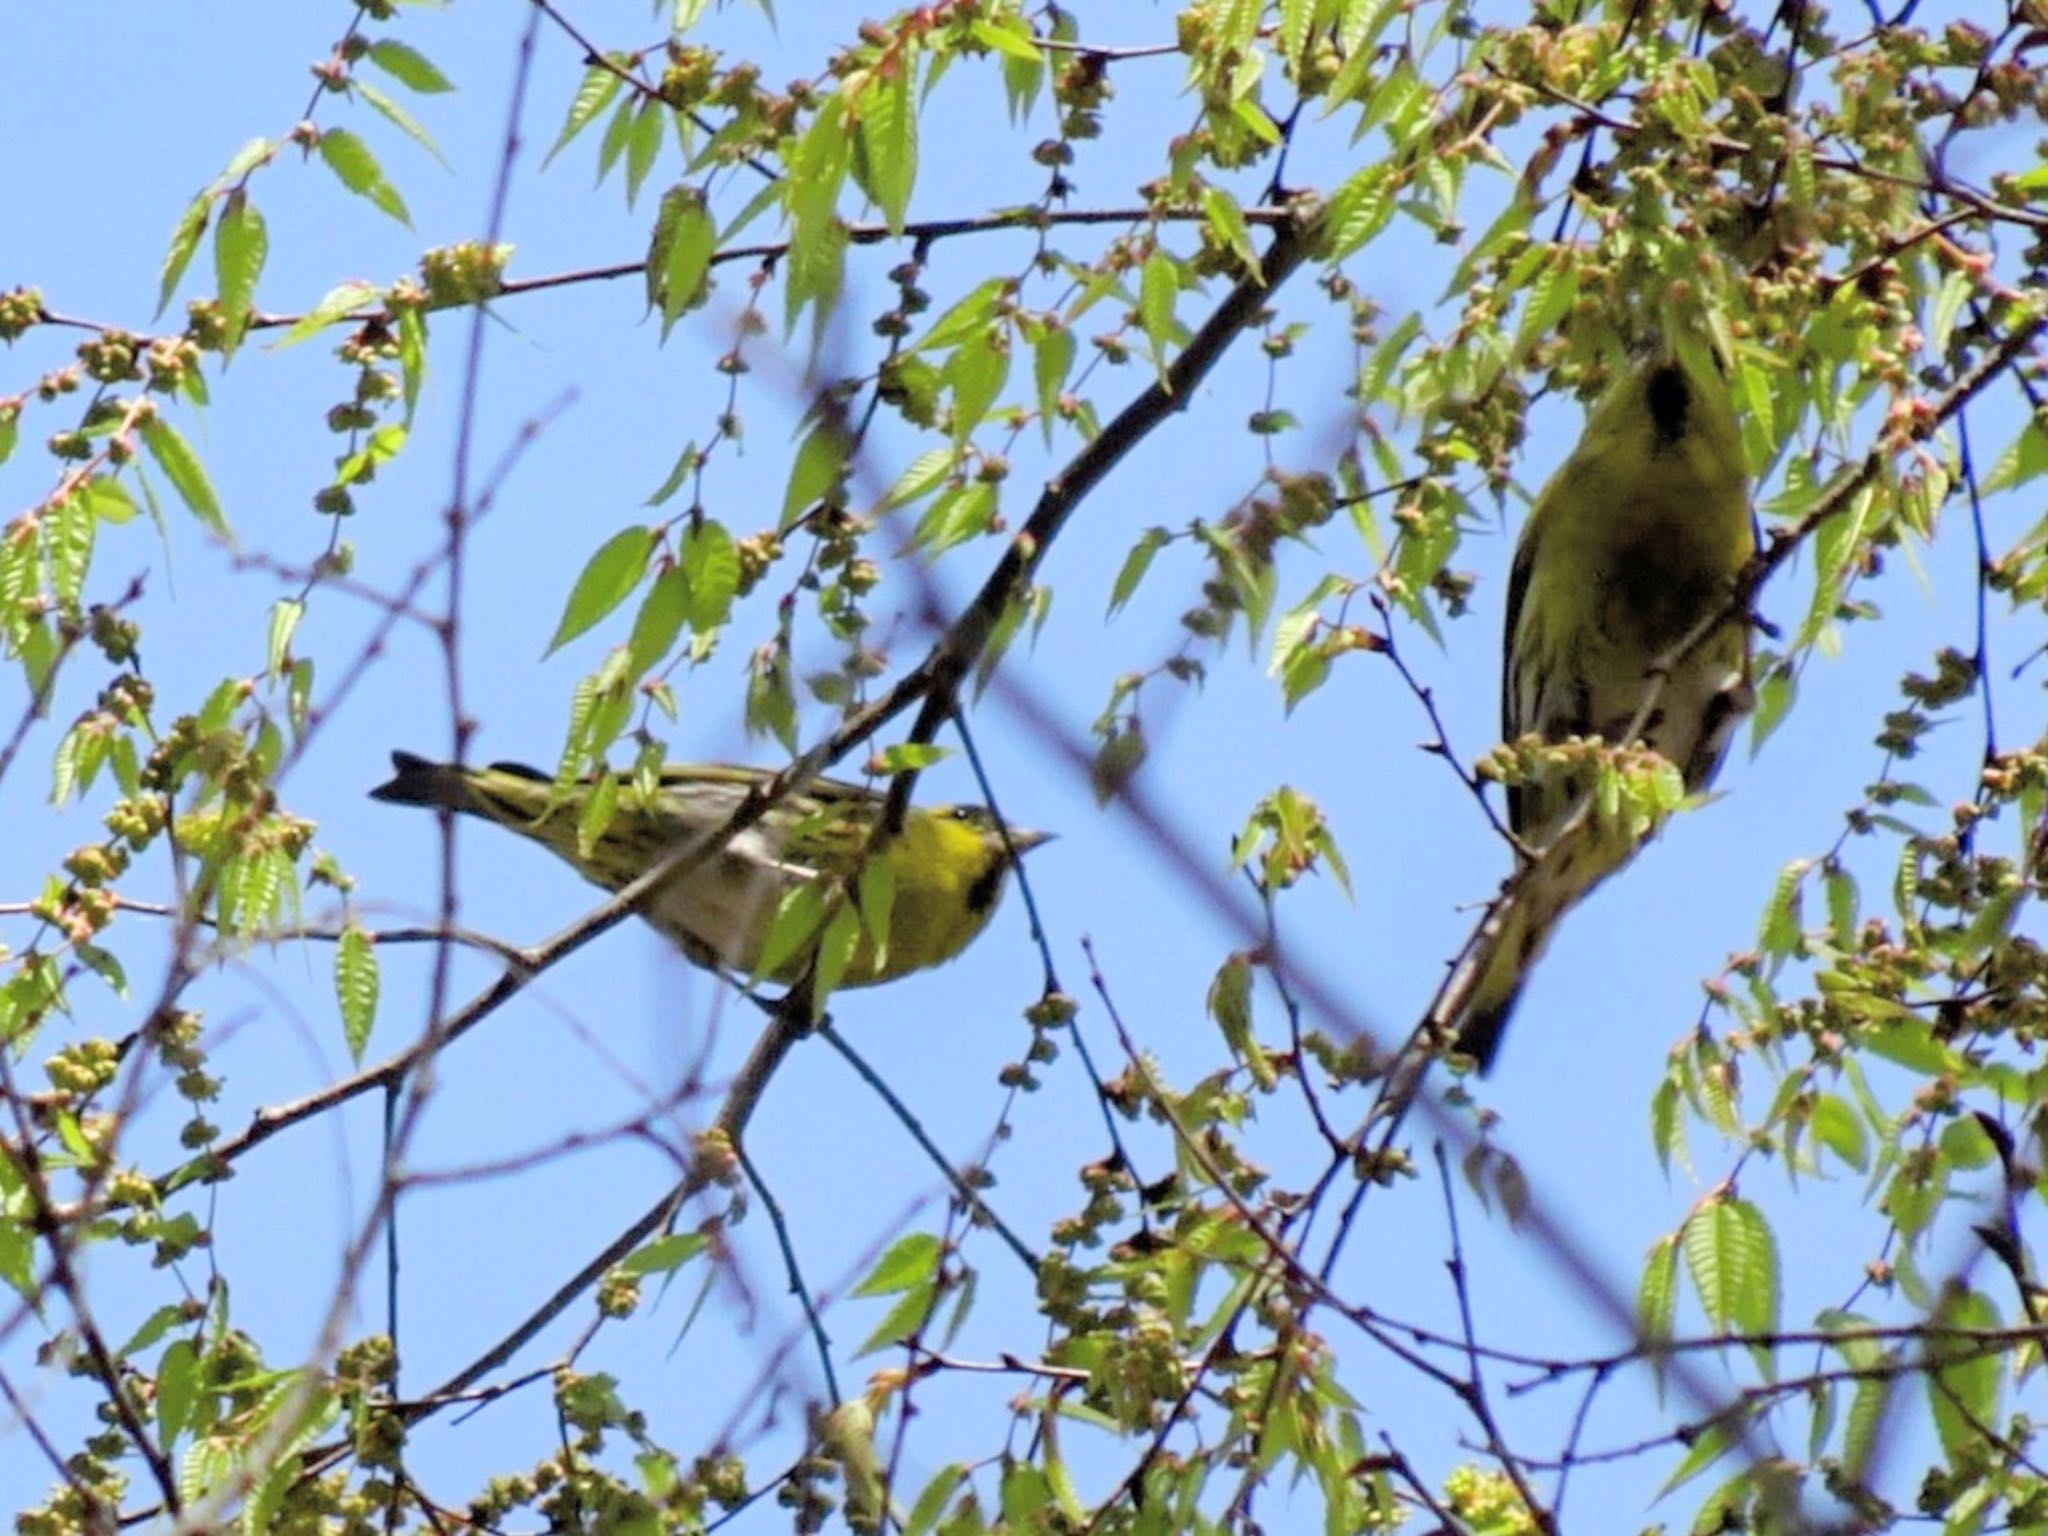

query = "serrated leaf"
[
  {"left": 335, "top": 925, "right": 379, "bottom": 1061},
  {"left": 648, "top": 184, "right": 716, "bottom": 335},
  {"left": 157, "top": 195, "right": 211, "bottom": 318},
  {"left": 1032, "top": 323, "right": 1074, "bottom": 445},
  {"left": 855, "top": 851, "right": 895, "bottom": 969},
  {"left": 366, "top": 38, "right": 455, "bottom": 94},
  {"left": 944, "top": 324, "right": 1011, "bottom": 446},
  {"left": 855, "top": 1230, "right": 941, "bottom": 1297},
  {"left": 855, "top": 65, "right": 916, "bottom": 234},
  {"left": 620, "top": 1231, "right": 708, "bottom": 1276},
  {"left": 879, "top": 447, "right": 957, "bottom": 512},
  {"left": 754, "top": 877, "right": 826, "bottom": 982},
  {"left": 213, "top": 190, "right": 268, "bottom": 353},
  {"left": 1683, "top": 1199, "right": 1745, "bottom": 1330},
  {"left": 266, "top": 599, "right": 303, "bottom": 678},
  {"left": 317, "top": 129, "right": 410, "bottom": 224},
  {"left": 1758, "top": 857, "right": 1809, "bottom": 960},
  {"left": 913, "top": 480, "right": 997, "bottom": 554},
  {"left": 396, "top": 305, "right": 426, "bottom": 420},
  {"left": 576, "top": 767, "right": 620, "bottom": 857},
  {"left": 1322, "top": 164, "right": 1393, "bottom": 260},
  {"left": 1726, "top": 1199, "right": 1780, "bottom": 1341},
  {"left": 1108, "top": 527, "right": 1169, "bottom": 616},
  {"left": 355, "top": 80, "right": 447, "bottom": 166},
  {"left": 46, "top": 492, "right": 94, "bottom": 604},
  {"left": 812, "top": 897, "right": 860, "bottom": 1004},
  {"left": 1811, "top": 1094, "right": 1869, "bottom": 1172},
  {"left": 624, "top": 99, "right": 666, "bottom": 206},
  {"left": 156, "top": 1338, "right": 199, "bottom": 1451},
  {"left": 781, "top": 423, "right": 847, "bottom": 530},
  {"left": 1638, "top": 1232, "right": 1679, "bottom": 1346},
  {"left": 680, "top": 519, "right": 738, "bottom": 632},
  {"left": 140, "top": 418, "right": 229, "bottom": 539},
  {"left": 275, "top": 280, "right": 381, "bottom": 349},
  {"left": 1928, "top": 1287, "right": 2002, "bottom": 1464},
  {"left": 548, "top": 64, "right": 625, "bottom": 167},
  {"left": 906, "top": 1464, "right": 969, "bottom": 1536},
  {"left": 627, "top": 565, "right": 688, "bottom": 675},
  {"left": 1983, "top": 416, "right": 2048, "bottom": 494},
  {"left": 547, "top": 526, "right": 655, "bottom": 654},
  {"left": 1138, "top": 250, "right": 1177, "bottom": 374}
]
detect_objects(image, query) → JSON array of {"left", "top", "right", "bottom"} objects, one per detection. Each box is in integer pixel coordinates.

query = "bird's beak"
[{"left": 1007, "top": 828, "right": 1055, "bottom": 855}]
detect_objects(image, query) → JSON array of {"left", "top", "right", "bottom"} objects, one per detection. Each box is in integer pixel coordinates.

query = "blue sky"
[{"left": 3, "top": 2, "right": 2039, "bottom": 1528}]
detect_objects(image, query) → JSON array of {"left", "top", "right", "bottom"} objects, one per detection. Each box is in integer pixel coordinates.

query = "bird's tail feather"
[{"left": 1441, "top": 848, "right": 1594, "bottom": 1073}]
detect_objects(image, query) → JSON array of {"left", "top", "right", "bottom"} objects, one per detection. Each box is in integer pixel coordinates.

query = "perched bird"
[
  {"left": 1451, "top": 339, "right": 1755, "bottom": 1071},
  {"left": 370, "top": 752, "right": 1049, "bottom": 989}
]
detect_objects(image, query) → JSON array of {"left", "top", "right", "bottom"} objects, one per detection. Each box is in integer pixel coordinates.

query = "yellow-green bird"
[
  {"left": 1452, "top": 339, "right": 1755, "bottom": 1071},
  {"left": 370, "top": 752, "right": 1050, "bottom": 988}
]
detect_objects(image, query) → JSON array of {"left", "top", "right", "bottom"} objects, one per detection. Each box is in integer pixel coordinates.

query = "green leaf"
[
  {"left": 647, "top": 184, "right": 716, "bottom": 335},
  {"left": 547, "top": 526, "right": 656, "bottom": 654},
  {"left": 1201, "top": 186, "right": 1260, "bottom": 275},
  {"left": 1655, "top": 1415, "right": 1737, "bottom": 1497},
  {"left": 944, "top": 324, "right": 1011, "bottom": 446},
  {"left": 157, "top": 195, "right": 212, "bottom": 318},
  {"left": 576, "top": 767, "right": 620, "bottom": 856},
  {"left": 1811, "top": 1094, "right": 1870, "bottom": 1173},
  {"left": 627, "top": 565, "right": 688, "bottom": 676},
  {"left": 547, "top": 64, "right": 625, "bottom": 167},
  {"left": 854, "top": 1231, "right": 942, "bottom": 1297},
  {"left": 397, "top": 305, "right": 426, "bottom": 421},
  {"left": 1032, "top": 322, "right": 1074, "bottom": 445},
  {"left": 906, "top": 1464, "right": 969, "bottom": 1536},
  {"left": 813, "top": 897, "right": 861, "bottom": 1004},
  {"left": 355, "top": 80, "right": 447, "bottom": 166},
  {"left": 213, "top": 189, "right": 269, "bottom": 353},
  {"left": 745, "top": 643, "right": 797, "bottom": 752},
  {"left": 156, "top": 1338, "right": 199, "bottom": 1451},
  {"left": 879, "top": 446, "right": 957, "bottom": 512},
  {"left": 1726, "top": 1199, "right": 1780, "bottom": 1344},
  {"left": 275, "top": 280, "right": 381, "bottom": 348},
  {"left": 914, "top": 276, "right": 1006, "bottom": 355},
  {"left": 365, "top": 38, "right": 455, "bottom": 94},
  {"left": 46, "top": 492, "right": 95, "bottom": 604},
  {"left": 855, "top": 852, "right": 895, "bottom": 968},
  {"left": 644, "top": 439, "right": 701, "bottom": 507},
  {"left": 140, "top": 418, "right": 229, "bottom": 538},
  {"left": 1638, "top": 1232, "right": 1679, "bottom": 1348},
  {"left": 267, "top": 599, "right": 303, "bottom": 678},
  {"left": 913, "top": 480, "right": 997, "bottom": 554},
  {"left": 781, "top": 423, "right": 847, "bottom": 530},
  {"left": 1927, "top": 1287, "right": 2003, "bottom": 1464},
  {"left": 620, "top": 1231, "right": 709, "bottom": 1275},
  {"left": 1138, "top": 249, "right": 1178, "bottom": 373},
  {"left": 317, "top": 129, "right": 411, "bottom": 224},
  {"left": 754, "top": 879, "right": 827, "bottom": 982},
  {"left": 335, "top": 925, "right": 379, "bottom": 1062},
  {"left": 624, "top": 99, "right": 666, "bottom": 207},
  {"left": 334, "top": 422, "right": 408, "bottom": 488},
  {"left": 1321, "top": 164, "right": 1393, "bottom": 260},
  {"left": 855, "top": 66, "right": 916, "bottom": 234},
  {"left": 1682, "top": 1199, "right": 1749, "bottom": 1331},
  {"left": 1983, "top": 415, "right": 2048, "bottom": 494},
  {"left": 1758, "top": 857, "right": 1809, "bottom": 961},
  {"left": 679, "top": 519, "right": 738, "bottom": 632}
]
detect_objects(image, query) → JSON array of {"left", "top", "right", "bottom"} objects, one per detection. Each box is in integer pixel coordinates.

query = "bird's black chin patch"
[
  {"left": 966, "top": 856, "right": 1012, "bottom": 915},
  {"left": 1646, "top": 364, "right": 1692, "bottom": 447}
]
